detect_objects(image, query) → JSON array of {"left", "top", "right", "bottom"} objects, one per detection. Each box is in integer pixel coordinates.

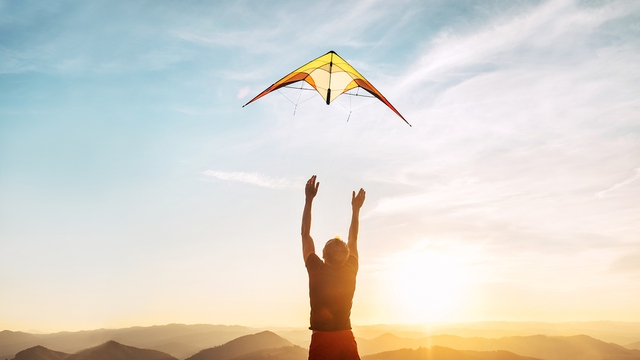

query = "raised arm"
[
  {"left": 348, "top": 188, "right": 366, "bottom": 259},
  {"left": 301, "top": 175, "right": 319, "bottom": 262}
]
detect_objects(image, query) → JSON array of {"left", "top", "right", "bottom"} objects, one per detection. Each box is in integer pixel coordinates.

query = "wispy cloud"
[
  {"left": 202, "top": 170, "right": 296, "bottom": 189},
  {"left": 237, "top": 86, "right": 250, "bottom": 100},
  {"left": 596, "top": 167, "right": 640, "bottom": 198},
  {"left": 397, "top": 0, "right": 637, "bottom": 93}
]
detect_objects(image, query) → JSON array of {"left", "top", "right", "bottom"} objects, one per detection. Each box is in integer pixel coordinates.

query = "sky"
[{"left": 1, "top": 0, "right": 639, "bottom": 333}]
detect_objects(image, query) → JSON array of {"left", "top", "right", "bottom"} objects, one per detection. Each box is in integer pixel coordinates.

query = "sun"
[{"left": 382, "top": 249, "right": 470, "bottom": 323}]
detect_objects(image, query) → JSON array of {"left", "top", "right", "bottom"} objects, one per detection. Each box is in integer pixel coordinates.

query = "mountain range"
[
  {"left": 10, "top": 340, "right": 178, "bottom": 360},
  {"left": 185, "top": 331, "right": 293, "bottom": 360},
  {"left": 0, "top": 325, "right": 254, "bottom": 360},
  {"left": 6, "top": 333, "right": 540, "bottom": 360},
  {"left": 4, "top": 324, "right": 640, "bottom": 360},
  {"left": 355, "top": 332, "right": 640, "bottom": 360},
  {"left": 362, "top": 346, "right": 541, "bottom": 360},
  {"left": 7, "top": 332, "right": 294, "bottom": 360}
]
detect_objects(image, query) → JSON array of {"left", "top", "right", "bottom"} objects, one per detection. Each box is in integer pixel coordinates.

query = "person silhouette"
[{"left": 301, "top": 175, "right": 366, "bottom": 360}]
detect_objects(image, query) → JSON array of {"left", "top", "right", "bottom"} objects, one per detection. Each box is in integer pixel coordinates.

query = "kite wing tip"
[{"left": 399, "top": 115, "right": 412, "bottom": 127}]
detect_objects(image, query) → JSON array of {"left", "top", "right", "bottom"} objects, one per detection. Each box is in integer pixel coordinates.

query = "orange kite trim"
[{"left": 242, "top": 50, "right": 410, "bottom": 126}]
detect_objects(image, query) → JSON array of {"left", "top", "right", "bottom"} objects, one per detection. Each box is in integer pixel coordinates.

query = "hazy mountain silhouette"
[
  {"left": 627, "top": 341, "right": 640, "bottom": 350},
  {"left": 185, "top": 331, "right": 293, "bottom": 360},
  {"left": 1, "top": 331, "right": 41, "bottom": 360},
  {"left": 5, "top": 324, "right": 640, "bottom": 360},
  {"left": 362, "top": 346, "right": 541, "bottom": 360},
  {"left": 357, "top": 333, "right": 640, "bottom": 360},
  {"left": 63, "top": 340, "right": 177, "bottom": 360},
  {"left": 357, "top": 333, "right": 426, "bottom": 354},
  {"left": 1, "top": 331, "right": 38, "bottom": 346},
  {"left": 231, "top": 346, "right": 307, "bottom": 360},
  {"left": 353, "top": 322, "right": 640, "bottom": 345},
  {"left": 0, "top": 324, "right": 254, "bottom": 360},
  {"left": 11, "top": 345, "right": 68, "bottom": 360}
]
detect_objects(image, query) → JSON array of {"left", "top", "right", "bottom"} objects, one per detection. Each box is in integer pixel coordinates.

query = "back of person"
[{"left": 306, "top": 253, "right": 358, "bottom": 331}]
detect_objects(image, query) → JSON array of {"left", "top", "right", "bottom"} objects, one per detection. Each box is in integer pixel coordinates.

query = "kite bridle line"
[
  {"left": 282, "top": 84, "right": 376, "bottom": 99},
  {"left": 294, "top": 84, "right": 303, "bottom": 115},
  {"left": 279, "top": 83, "right": 380, "bottom": 123},
  {"left": 277, "top": 85, "right": 319, "bottom": 115}
]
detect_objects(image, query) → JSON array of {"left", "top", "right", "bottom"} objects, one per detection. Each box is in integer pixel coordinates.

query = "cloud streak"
[
  {"left": 397, "top": 0, "right": 638, "bottom": 93},
  {"left": 202, "top": 170, "right": 296, "bottom": 189},
  {"left": 596, "top": 167, "right": 640, "bottom": 198}
]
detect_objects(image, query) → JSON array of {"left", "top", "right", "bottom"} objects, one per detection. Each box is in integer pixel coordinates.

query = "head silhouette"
[{"left": 322, "top": 237, "right": 349, "bottom": 267}]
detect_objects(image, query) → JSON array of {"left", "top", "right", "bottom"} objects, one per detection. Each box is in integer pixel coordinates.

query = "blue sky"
[{"left": 1, "top": 0, "right": 640, "bottom": 332}]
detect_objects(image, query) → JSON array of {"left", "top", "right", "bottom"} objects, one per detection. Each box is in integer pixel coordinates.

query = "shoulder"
[
  {"left": 345, "top": 254, "right": 358, "bottom": 272},
  {"left": 305, "top": 253, "right": 323, "bottom": 273}
]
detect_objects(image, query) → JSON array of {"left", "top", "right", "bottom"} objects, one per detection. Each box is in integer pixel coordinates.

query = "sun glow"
[{"left": 382, "top": 247, "right": 471, "bottom": 323}]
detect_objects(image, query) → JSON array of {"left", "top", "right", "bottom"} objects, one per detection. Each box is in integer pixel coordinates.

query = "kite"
[{"left": 242, "top": 50, "right": 411, "bottom": 126}]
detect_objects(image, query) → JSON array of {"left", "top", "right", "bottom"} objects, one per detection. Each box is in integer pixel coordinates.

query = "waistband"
[{"left": 312, "top": 329, "right": 353, "bottom": 334}]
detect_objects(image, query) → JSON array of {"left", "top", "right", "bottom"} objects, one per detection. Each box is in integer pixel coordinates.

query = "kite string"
[
  {"left": 276, "top": 104, "right": 297, "bottom": 184},
  {"left": 293, "top": 83, "right": 304, "bottom": 116},
  {"left": 325, "top": 116, "right": 350, "bottom": 181}
]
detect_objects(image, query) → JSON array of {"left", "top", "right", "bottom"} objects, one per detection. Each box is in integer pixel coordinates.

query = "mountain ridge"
[
  {"left": 185, "top": 331, "right": 293, "bottom": 360},
  {"left": 356, "top": 332, "right": 640, "bottom": 360},
  {"left": 64, "top": 340, "right": 177, "bottom": 360},
  {"left": 5, "top": 323, "right": 640, "bottom": 360},
  {"left": 0, "top": 324, "right": 256, "bottom": 360},
  {"left": 11, "top": 345, "right": 68, "bottom": 360}
]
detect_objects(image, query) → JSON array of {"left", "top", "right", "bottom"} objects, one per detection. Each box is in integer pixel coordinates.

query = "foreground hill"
[
  {"left": 363, "top": 346, "right": 541, "bottom": 360},
  {"left": 12, "top": 345, "right": 68, "bottom": 360},
  {"left": 356, "top": 333, "right": 640, "bottom": 360},
  {"left": 64, "top": 340, "right": 177, "bottom": 360},
  {"left": 231, "top": 346, "right": 308, "bottom": 360},
  {"left": 186, "top": 331, "right": 293, "bottom": 360}
]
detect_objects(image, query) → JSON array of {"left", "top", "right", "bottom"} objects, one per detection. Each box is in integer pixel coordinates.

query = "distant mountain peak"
[
  {"left": 65, "top": 340, "right": 177, "bottom": 360},
  {"left": 186, "top": 331, "right": 293, "bottom": 360},
  {"left": 12, "top": 345, "right": 68, "bottom": 360}
]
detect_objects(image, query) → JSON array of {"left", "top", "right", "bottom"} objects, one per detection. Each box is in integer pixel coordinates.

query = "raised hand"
[
  {"left": 351, "top": 188, "right": 366, "bottom": 211},
  {"left": 306, "top": 175, "right": 320, "bottom": 201}
]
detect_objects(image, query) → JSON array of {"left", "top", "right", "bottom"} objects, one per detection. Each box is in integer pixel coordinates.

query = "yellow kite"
[{"left": 243, "top": 51, "right": 410, "bottom": 126}]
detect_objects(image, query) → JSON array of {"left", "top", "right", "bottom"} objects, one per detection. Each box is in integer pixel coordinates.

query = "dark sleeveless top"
[{"left": 305, "top": 253, "right": 358, "bottom": 331}]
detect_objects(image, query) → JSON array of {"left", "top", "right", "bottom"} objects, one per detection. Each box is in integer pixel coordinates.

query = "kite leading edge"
[{"left": 242, "top": 51, "right": 411, "bottom": 127}]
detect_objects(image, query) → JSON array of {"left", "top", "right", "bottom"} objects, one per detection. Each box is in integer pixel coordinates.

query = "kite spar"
[{"left": 242, "top": 51, "right": 411, "bottom": 126}]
